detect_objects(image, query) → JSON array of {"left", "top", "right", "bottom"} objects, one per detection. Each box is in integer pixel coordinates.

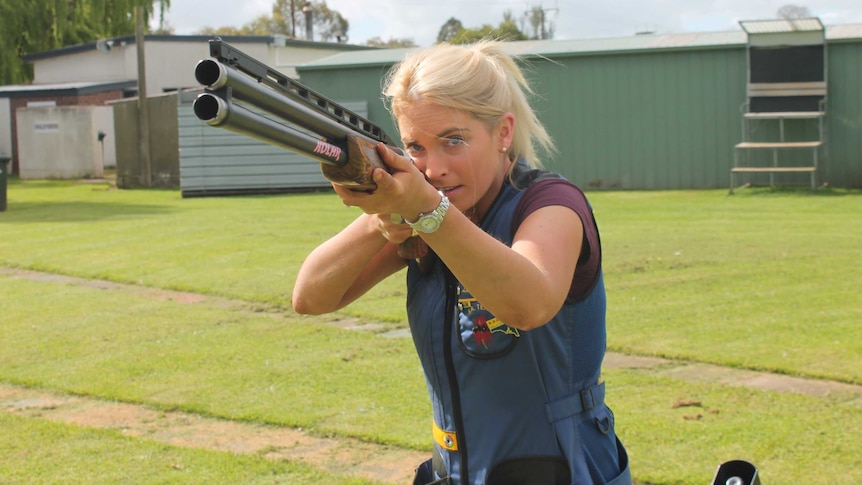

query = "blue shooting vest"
[{"left": 406, "top": 169, "right": 630, "bottom": 485}]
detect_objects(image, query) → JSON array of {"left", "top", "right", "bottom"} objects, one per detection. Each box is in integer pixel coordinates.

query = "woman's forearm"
[
  {"left": 422, "top": 205, "right": 582, "bottom": 330},
  {"left": 292, "top": 214, "right": 405, "bottom": 314}
]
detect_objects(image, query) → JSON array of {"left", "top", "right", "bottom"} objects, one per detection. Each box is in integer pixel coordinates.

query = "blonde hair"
[{"left": 383, "top": 41, "right": 555, "bottom": 169}]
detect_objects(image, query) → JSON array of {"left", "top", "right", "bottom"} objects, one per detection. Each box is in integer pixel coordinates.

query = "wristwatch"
[{"left": 405, "top": 191, "right": 449, "bottom": 233}]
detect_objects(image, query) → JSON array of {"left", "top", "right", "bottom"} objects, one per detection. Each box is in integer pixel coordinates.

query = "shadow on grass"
[
  {"left": 2, "top": 200, "right": 175, "bottom": 223},
  {"left": 730, "top": 185, "right": 862, "bottom": 197}
]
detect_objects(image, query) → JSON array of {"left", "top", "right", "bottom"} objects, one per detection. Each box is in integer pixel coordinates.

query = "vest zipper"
[{"left": 443, "top": 268, "right": 469, "bottom": 484}]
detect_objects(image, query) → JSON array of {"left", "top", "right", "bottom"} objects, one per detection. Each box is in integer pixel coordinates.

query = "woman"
[{"left": 292, "top": 41, "right": 630, "bottom": 485}]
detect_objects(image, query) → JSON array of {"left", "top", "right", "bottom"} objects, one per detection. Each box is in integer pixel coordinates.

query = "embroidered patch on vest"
[{"left": 457, "top": 285, "right": 519, "bottom": 356}]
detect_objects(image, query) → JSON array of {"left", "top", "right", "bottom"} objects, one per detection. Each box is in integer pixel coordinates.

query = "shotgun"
[
  {"left": 192, "top": 39, "right": 394, "bottom": 190},
  {"left": 192, "top": 40, "right": 428, "bottom": 260}
]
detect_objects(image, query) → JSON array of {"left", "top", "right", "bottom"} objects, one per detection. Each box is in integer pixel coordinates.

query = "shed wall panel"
[
  {"left": 824, "top": 42, "right": 862, "bottom": 186},
  {"left": 529, "top": 47, "right": 746, "bottom": 190},
  {"left": 297, "top": 36, "right": 861, "bottom": 190}
]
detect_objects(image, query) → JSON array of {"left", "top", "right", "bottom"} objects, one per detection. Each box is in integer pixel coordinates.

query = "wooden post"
[{"left": 135, "top": 6, "right": 152, "bottom": 187}]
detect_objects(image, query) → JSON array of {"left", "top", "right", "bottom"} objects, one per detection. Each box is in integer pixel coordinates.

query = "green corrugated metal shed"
[{"left": 295, "top": 24, "right": 862, "bottom": 190}]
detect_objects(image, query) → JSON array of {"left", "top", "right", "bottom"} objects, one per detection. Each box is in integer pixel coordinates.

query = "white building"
[{"left": 0, "top": 34, "right": 375, "bottom": 176}]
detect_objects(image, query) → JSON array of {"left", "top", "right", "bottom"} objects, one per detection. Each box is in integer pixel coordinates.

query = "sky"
[{"left": 159, "top": 0, "right": 862, "bottom": 47}]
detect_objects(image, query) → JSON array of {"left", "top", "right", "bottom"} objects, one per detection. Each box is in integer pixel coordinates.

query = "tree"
[
  {"left": 446, "top": 11, "right": 526, "bottom": 45},
  {"left": 0, "top": 0, "right": 168, "bottom": 84},
  {"left": 777, "top": 4, "right": 813, "bottom": 19},
  {"left": 525, "top": 5, "right": 556, "bottom": 40},
  {"left": 196, "top": 25, "right": 253, "bottom": 36},
  {"left": 198, "top": 0, "right": 349, "bottom": 42},
  {"left": 307, "top": 1, "right": 349, "bottom": 42},
  {"left": 437, "top": 17, "right": 463, "bottom": 43},
  {"left": 366, "top": 37, "right": 417, "bottom": 48}
]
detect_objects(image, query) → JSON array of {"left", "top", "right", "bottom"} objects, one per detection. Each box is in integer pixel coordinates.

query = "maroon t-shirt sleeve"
[{"left": 512, "top": 179, "right": 601, "bottom": 302}]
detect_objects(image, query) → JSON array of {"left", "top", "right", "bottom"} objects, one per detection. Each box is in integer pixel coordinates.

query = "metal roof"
[
  {"left": 0, "top": 80, "right": 136, "bottom": 98},
  {"left": 22, "top": 34, "right": 375, "bottom": 63},
  {"left": 507, "top": 30, "right": 746, "bottom": 56},
  {"left": 299, "top": 22, "right": 862, "bottom": 71},
  {"left": 299, "top": 30, "right": 748, "bottom": 70},
  {"left": 739, "top": 17, "right": 824, "bottom": 34},
  {"left": 826, "top": 23, "right": 862, "bottom": 40}
]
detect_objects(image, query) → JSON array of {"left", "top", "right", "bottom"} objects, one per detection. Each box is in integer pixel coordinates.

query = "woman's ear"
[{"left": 497, "top": 113, "right": 515, "bottom": 152}]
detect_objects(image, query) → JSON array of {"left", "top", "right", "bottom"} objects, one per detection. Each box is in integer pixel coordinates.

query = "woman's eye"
[
  {"left": 445, "top": 136, "right": 466, "bottom": 148},
  {"left": 405, "top": 143, "right": 423, "bottom": 155}
]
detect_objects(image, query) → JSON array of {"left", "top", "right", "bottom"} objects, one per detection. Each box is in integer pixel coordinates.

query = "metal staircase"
[{"left": 730, "top": 18, "right": 827, "bottom": 193}]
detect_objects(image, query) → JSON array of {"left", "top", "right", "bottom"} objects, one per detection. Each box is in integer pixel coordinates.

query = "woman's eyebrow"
[
  {"left": 435, "top": 127, "right": 469, "bottom": 138},
  {"left": 402, "top": 127, "right": 469, "bottom": 145}
]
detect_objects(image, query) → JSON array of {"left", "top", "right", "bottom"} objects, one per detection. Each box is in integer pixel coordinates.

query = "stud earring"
[{"left": 501, "top": 146, "right": 508, "bottom": 153}]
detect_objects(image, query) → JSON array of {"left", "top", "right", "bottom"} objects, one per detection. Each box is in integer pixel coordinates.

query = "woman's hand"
[
  {"left": 373, "top": 213, "right": 414, "bottom": 245},
  {"left": 332, "top": 143, "right": 439, "bottom": 224},
  {"left": 293, "top": 146, "right": 427, "bottom": 315}
]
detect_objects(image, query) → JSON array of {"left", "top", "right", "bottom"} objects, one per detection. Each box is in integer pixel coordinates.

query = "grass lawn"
[
  {"left": 597, "top": 189, "right": 862, "bottom": 384},
  {"left": 2, "top": 178, "right": 861, "bottom": 483},
  {"left": 0, "top": 413, "right": 378, "bottom": 484}
]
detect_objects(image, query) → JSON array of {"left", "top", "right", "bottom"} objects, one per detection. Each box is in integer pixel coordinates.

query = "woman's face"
[{"left": 398, "top": 102, "right": 514, "bottom": 222}]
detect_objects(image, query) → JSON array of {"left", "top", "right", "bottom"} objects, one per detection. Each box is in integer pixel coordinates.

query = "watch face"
[
  {"left": 409, "top": 194, "right": 448, "bottom": 233},
  {"left": 417, "top": 215, "right": 441, "bottom": 233}
]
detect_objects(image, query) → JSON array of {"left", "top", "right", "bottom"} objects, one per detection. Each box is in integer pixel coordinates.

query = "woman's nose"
[{"left": 420, "top": 151, "right": 448, "bottom": 181}]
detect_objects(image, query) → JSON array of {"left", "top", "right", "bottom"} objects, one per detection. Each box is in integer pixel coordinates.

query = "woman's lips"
[{"left": 438, "top": 186, "right": 461, "bottom": 197}]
